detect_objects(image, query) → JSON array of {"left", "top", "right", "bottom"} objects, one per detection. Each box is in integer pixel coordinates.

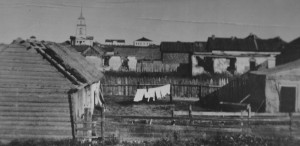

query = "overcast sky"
[{"left": 1, "top": 0, "right": 300, "bottom": 44}]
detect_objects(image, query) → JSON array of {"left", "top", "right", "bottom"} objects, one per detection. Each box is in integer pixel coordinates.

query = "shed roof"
[
  {"left": 160, "top": 41, "right": 206, "bottom": 53},
  {"left": 206, "top": 34, "right": 286, "bottom": 52},
  {"left": 252, "top": 58, "right": 300, "bottom": 75},
  {"left": 43, "top": 42, "right": 103, "bottom": 85}
]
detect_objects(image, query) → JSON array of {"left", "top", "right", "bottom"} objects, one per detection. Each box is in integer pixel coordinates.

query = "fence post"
[
  {"left": 170, "top": 84, "right": 173, "bottom": 103},
  {"left": 289, "top": 112, "right": 292, "bottom": 138},
  {"left": 240, "top": 110, "right": 244, "bottom": 128},
  {"left": 247, "top": 104, "right": 251, "bottom": 128},
  {"left": 101, "top": 108, "right": 105, "bottom": 145},
  {"left": 171, "top": 109, "right": 175, "bottom": 126},
  {"left": 198, "top": 85, "right": 202, "bottom": 101},
  {"left": 83, "top": 108, "right": 92, "bottom": 143},
  {"left": 189, "top": 104, "right": 193, "bottom": 125}
]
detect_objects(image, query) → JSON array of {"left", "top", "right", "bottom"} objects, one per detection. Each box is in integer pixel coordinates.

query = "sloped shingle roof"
[
  {"left": 206, "top": 34, "right": 286, "bottom": 52},
  {"left": 43, "top": 42, "right": 103, "bottom": 85},
  {"left": 252, "top": 58, "right": 300, "bottom": 75},
  {"left": 160, "top": 41, "right": 206, "bottom": 53}
]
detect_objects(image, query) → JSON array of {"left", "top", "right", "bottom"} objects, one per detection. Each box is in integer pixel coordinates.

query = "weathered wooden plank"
[
  {"left": 0, "top": 66, "right": 57, "bottom": 72},
  {"left": 0, "top": 134, "right": 72, "bottom": 143},
  {"left": 0, "top": 93, "right": 68, "bottom": 98},
  {"left": 0, "top": 115, "right": 71, "bottom": 121},
  {"left": 0, "top": 83, "right": 72, "bottom": 90},
  {"left": 0, "top": 120, "right": 71, "bottom": 127},
  {"left": 0, "top": 60, "right": 50, "bottom": 65},
  {"left": 0, "top": 73, "right": 68, "bottom": 81},
  {"left": 0, "top": 70, "right": 64, "bottom": 77},
  {"left": 0, "top": 78, "right": 73, "bottom": 86},
  {"left": 0, "top": 62, "right": 56, "bottom": 69},
  {"left": 0, "top": 56, "right": 47, "bottom": 62},
  {"left": 0, "top": 87, "right": 69, "bottom": 93},
  {"left": 0, "top": 128, "right": 72, "bottom": 136},
  {"left": 0, "top": 102, "right": 69, "bottom": 107},
  {"left": 0, "top": 106, "right": 70, "bottom": 112}
]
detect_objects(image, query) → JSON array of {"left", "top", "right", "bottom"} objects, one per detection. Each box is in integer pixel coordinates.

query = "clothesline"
[{"left": 134, "top": 84, "right": 171, "bottom": 102}]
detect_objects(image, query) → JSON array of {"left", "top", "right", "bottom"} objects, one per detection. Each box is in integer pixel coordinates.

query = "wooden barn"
[
  {"left": 250, "top": 59, "right": 300, "bottom": 113},
  {"left": 0, "top": 39, "right": 104, "bottom": 143}
]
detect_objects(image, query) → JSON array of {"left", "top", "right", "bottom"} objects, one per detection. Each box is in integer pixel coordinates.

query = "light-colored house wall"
[
  {"left": 134, "top": 41, "right": 152, "bottom": 47},
  {"left": 265, "top": 68, "right": 300, "bottom": 113}
]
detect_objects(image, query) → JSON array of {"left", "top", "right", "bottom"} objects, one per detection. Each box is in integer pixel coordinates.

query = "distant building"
[
  {"left": 192, "top": 34, "right": 285, "bottom": 75},
  {"left": 160, "top": 41, "right": 206, "bottom": 75},
  {"left": 70, "top": 8, "right": 94, "bottom": 46},
  {"left": 133, "top": 37, "right": 153, "bottom": 47},
  {"left": 104, "top": 39, "right": 125, "bottom": 46}
]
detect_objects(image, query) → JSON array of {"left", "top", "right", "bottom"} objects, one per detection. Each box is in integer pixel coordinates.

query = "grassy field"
[
  {"left": 103, "top": 95, "right": 206, "bottom": 117},
  {"left": 2, "top": 134, "right": 299, "bottom": 146}
]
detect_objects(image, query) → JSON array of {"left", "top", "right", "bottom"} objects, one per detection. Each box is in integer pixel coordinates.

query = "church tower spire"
[
  {"left": 76, "top": 6, "right": 87, "bottom": 38},
  {"left": 70, "top": 6, "right": 94, "bottom": 46}
]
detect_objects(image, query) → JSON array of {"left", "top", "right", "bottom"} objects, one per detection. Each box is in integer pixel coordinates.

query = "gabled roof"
[
  {"left": 11, "top": 39, "right": 103, "bottom": 86},
  {"left": 135, "top": 37, "right": 152, "bottom": 42},
  {"left": 252, "top": 58, "right": 300, "bottom": 75},
  {"left": 160, "top": 41, "right": 206, "bottom": 53},
  {"left": 105, "top": 39, "right": 125, "bottom": 43},
  {"left": 43, "top": 42, "right": 103, "bottom": 85},
  {"left": 206, "top": 34, "right": 286, "bottom": 52},
  {"left": 114, "top": 46, "right": 161, "bottom": 60},
  {"left": 73, "top": 45, "right": 90, "bottom": 53}
]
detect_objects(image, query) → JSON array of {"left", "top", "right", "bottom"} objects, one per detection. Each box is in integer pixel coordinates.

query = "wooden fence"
[
  {"left": 92, "top": 111, "right": 300, "bottom": 141},
  {"left": 101, "top": 76, "right": 228, "bottom": 97},
  {"left": 136, "top": 62, "right": 180, "bottom": 72}
]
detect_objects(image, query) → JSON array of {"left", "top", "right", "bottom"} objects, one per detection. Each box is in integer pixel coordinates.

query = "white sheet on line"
[{"left": 133, "top": 89, "right": 147, "bottom": 102}]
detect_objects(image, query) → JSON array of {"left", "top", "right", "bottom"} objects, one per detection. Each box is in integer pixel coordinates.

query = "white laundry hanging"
[{"left": 133, "top": 89, "right": 147, "bottom": 102}]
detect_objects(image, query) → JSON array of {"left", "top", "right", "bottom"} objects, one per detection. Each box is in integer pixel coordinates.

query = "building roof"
[
  {"left": 82, "top": 46, "right": 103, "bottom": 57},
  {"left": 160, "top": 41, "right": 206, "bottom": 53},
  {"left": 114, "top": 46, "right": 161, "bottom": 60},
  {"left": 135, "top": 37, "right": 152, "bottom": 42},
  {"left": 252, "top": 58, "right": 300, "bottom": 75},
  {"left": 0, "top": 42, "right": 76, "bottom": 92},
  {"left": 206, "top": 34, "right": 286, "bottom": 52},
  {"left": 43, "top": 42, "right": 103, "bottom": 85},
  {"left": 7, "top": 39, "right": 103, "bottom": 87},
  {"left": 73, "top": 45, "right": 90, "bottom": 53},
  {"left": 105, "top": 39, "right": 125, "bottom": 43},
  {"left": 101, "top": 46, "right": 115, "bottom": 52}
]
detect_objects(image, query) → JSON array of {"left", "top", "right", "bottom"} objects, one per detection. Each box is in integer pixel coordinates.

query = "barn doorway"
[{"left": 280, "top": 86, "right": 296, "bottom": 112}]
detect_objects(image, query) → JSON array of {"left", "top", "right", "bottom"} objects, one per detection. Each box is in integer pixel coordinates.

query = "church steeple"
[
  {"left": 78, "top": 6, "right": 84, "bottom": 20},
  {"left": 76, "top": 6, "right": 87, "bottom": 38},
  {"left": 70, "top": 6, "right": 94, "bottom": 46}
]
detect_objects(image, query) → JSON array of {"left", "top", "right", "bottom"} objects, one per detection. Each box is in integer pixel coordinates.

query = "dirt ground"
[{"left": 103, "top": 95, "right": 207, "bottom": 117}]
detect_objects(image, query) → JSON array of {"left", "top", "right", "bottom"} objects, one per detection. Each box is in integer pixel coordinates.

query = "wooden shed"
[
  {"left": 0, "top": 39, "right": 104, "bottom": 143},
  {"left": 251, "top": 59, "right": 300, "bottom": 113}
]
